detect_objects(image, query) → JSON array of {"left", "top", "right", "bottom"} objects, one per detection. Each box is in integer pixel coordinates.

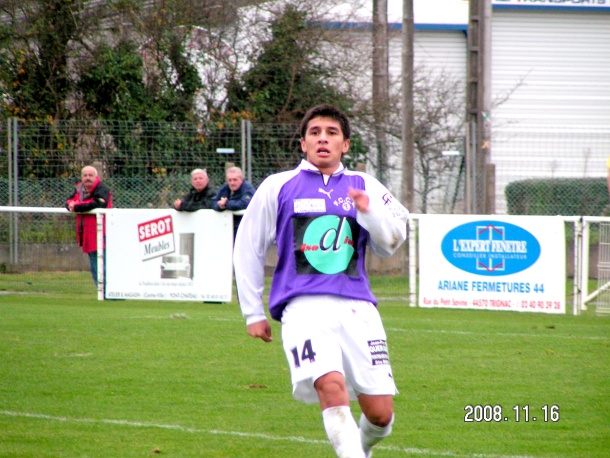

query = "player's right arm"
[
  {"left": 233, "top": 176, "right": 280, "bottom": 334},
  {"left": 247, "top": 320, "right": 273, "bottom": 342}
]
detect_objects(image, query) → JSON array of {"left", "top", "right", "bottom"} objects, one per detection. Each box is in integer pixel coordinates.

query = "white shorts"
[{"left": 281, "top": 295, "right": 398, "bottom": 404}]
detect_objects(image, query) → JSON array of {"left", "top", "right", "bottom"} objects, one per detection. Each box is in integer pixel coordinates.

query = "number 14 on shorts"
[{"left": 290, "top": 339, "right": 316, "bottom": 367}]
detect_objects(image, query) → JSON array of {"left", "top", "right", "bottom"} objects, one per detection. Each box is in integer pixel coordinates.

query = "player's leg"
[
  {"left": 357, "top": 394, "right": 394, "bottom": 457},
  {"left": 337, "top": 299, "right": 397, "bottom": 457},
  {"left": 315, "top": 371, "right": 350, "bottom": 409},
  {"left": 281, "top": 297, "right": 366, "bottom": 457},
  {"left": 315, "top": 371, "right": 366, "bottom": 458}
]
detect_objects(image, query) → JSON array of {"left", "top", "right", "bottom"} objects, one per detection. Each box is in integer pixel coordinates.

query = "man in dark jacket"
[
  {"left": 174, "top": 168, "right": 217, "bottom": 211},
  {"left": 212, "top": 166, "right": 256, "bottom": 239},
  {"left": 66, "top": 165, "right": 112, "bottom": 286}
]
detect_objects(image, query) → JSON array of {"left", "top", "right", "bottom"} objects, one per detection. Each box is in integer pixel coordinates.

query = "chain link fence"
[
  {"left": 2, "top": 119, "right": 609, "bottom": 214},
  {"left": 1, "top": 118, "right": 609, "bottom": 293},
  {"left": 0, "top": 118, "right": 306, "bottom": 209},
  {"left": 493, "top": 125, "right": 610, "bottom": 216}
]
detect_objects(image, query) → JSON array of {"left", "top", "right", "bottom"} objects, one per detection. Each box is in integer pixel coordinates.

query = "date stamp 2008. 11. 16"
[{"left": 464, "top": 404, "right": 560, "bottom": 423}]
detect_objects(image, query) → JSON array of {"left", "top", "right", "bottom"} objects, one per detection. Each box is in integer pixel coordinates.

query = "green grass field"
[{"left": 0, "top": 273, "right": 608, "bottom": 457}]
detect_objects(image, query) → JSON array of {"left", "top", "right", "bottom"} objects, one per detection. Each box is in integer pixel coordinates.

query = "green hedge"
[{"left": 505, "top": 178, "right": 609, "bottom": 216}]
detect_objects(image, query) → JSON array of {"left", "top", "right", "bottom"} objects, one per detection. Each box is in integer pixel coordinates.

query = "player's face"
[
  {"left": 301, "top": 117, "right": 350, "bottom": 175},
  {"left": 191, "top": 172, "right": 208, "bottom": 192}
]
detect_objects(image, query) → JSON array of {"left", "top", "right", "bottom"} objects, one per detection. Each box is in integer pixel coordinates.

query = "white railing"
[{"left": 1, "top": 206, "right": 607, "bottom": 314}]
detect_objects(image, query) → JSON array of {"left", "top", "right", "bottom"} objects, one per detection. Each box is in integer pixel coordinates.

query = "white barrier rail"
[{"left": 0, "top": 207, "right": 605, "bottom": 315}]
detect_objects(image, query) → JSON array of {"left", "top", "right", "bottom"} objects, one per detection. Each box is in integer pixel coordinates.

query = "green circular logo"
[{"left": 302, "top": 215, "right": 355, "bottom": 274}]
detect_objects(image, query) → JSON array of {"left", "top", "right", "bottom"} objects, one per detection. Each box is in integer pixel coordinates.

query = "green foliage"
[
  {"left": 0, "top": 0, "right": 81, "bottom": 119},
  {"left": 343, "top": 132, "right": 370, "bottom": 171},
  {"left": 0, "top": 1, "right": 201, "bottom": 123},
  {"left": 506, "top": 178, "right": 609, "bottom": 216},
  {"left": 162, "top": 39, "right": 203, "bottom": 119},
  {"left": 76, "top": 39, "right": 200, "bottom": 123},
  {"left": 226, "top": 4, "right": 353, "bottom": 124},
  {"left": 77, "top": 41, "right": 161, "bottom": 121}
]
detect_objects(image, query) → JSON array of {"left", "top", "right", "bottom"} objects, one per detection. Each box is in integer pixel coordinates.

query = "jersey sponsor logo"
[
  {"left": 368, "top": 339, "right": 390, "bottom": 366},
  {"left": 292, "top": 215, "right": 359, "bottom": 276},
  {"left": 294, "top": 198, "right": 326, "bottom": 213}
]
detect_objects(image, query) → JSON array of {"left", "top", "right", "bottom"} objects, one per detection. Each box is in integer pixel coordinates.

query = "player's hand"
[
  {"left": 247, "top": 320, "right": 272, "bottom": 342},
  {"left": 173, "top": 199, "right": 181, "bottom": 209},
  {"left": 348, "top": 188, "right": 369, "bottom": 212}
]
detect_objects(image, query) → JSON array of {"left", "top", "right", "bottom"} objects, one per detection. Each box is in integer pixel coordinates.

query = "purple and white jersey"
[{"left": 234, "top": 160, "right": 409, "bottom": 324}]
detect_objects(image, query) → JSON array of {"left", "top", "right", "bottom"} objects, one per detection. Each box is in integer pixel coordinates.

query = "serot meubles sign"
[{"left": 138, "top": 215, "right": 175, "bottom": 261}]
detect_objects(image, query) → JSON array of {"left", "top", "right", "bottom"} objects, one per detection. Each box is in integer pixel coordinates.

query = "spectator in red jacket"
[{"left": 66, "top": 165, "right": 112, "bottom": 286}]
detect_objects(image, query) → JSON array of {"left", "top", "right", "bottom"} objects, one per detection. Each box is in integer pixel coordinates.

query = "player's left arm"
[{"left": 351, "top": 175, "right": 409, "bottom": 258}]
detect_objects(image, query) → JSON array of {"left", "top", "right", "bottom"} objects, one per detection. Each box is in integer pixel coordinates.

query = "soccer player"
[{"left": 233, "top": 104, "right": 409, "bottom": 457}]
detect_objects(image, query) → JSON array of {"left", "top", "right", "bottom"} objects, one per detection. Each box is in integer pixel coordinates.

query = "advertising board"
[
  {"left": 104, "top": 209, "right": 233, "bottom": 302},
  {"left": 418, "top": 215, "right": 566, "bottom": 314}
]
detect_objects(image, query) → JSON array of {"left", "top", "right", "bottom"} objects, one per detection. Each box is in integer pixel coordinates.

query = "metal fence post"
[
  {"left": 246, "top": 120, "right": 252, "bottom": 184},
  {"left": 7, "top": 118, "right": 13, "bottom": 264},
  {"left": 573, "top": 218, "right": 582, "bottom": 315},
  {"left": 241, "top": 119, "right": 246, "bottom": 176},
  {"left": 11, "top": 118, "right": 19, "bottom": 264},
  {"left": 408, "top": 216, "right": 418, "bottom": 307}
]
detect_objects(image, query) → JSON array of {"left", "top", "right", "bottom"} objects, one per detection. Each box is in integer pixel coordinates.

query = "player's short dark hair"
[{"left": 299, "top": 104, "right": 351, "bottom": 140}]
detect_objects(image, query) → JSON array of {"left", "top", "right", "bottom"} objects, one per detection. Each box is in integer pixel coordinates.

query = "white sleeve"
[
  {"left": 233, "top": 176, "right": 279, "bottom": 325},
  {"left": 356, "top": 174, "right": 409, "bottom": 258}
]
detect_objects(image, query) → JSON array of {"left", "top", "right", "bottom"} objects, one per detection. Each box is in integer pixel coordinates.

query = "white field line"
[
  {"left": 125, "top": 315, "right": 242, "bottom": 322},
  {"left": 0, "top": 410, "right": 534, "bottom": 458},
  {"left": 386, "top": 327, "right": 609, "bottom": 341}
]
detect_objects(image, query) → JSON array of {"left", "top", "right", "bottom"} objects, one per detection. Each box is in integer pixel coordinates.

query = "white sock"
[
  {"left": 359, "top": 413, "right": 394, "bottom": 457},
  {"left": 322, "top": 406, "right": 366, "bottom": 458}
]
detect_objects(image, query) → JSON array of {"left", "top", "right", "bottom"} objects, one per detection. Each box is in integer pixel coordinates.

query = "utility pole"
[
  {"left": 400, "top": 0, "right": 414, "bottom": 277},
  {"left": 373, "top": 0, "right": 390, "bottom": 186},
  {"left": 466, "top": 0, "right": 494, "bottom": 214},
  {"left": 401, "top": 0, "right": 414, "bottom": 213}
]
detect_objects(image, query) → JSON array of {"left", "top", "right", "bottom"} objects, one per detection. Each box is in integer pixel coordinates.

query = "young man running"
[{"left": 233, "top": 104, "right": 409, "bottom": 457}]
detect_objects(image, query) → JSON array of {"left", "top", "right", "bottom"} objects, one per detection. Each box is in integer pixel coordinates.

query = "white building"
[{"left": 336, "top": 0, "right": 610, "bottom": 213}]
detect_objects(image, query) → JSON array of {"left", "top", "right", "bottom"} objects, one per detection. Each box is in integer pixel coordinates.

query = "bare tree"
[
  {"left": 372, "top": 0, "right": 389, "bottom": 185},
  {"left": 410, "top": 68, "right": 465, "bottom": 213}
]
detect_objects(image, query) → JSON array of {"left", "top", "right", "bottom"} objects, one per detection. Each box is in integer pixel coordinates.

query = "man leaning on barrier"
[
  {"left": 173, "top": 168, "right": 217, "bottom": 212},
  {"left": 66, "top": 165, "right": 113, "bottom": 286},
  {"left": 212, "top": 166, "right": 256, "bottom": 239}
]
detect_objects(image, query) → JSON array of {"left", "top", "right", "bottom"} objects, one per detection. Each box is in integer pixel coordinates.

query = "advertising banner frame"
[
  {"left": 416, "top": 214, "right": 566, "bottom": 314},
  {"left": 103, "top": 209, "right": 234, "bottom": 302}
]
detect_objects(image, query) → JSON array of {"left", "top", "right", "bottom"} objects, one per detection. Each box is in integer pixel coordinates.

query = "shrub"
[{"left": 505, "top": 178, "right": 608, "bottom": 216}]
